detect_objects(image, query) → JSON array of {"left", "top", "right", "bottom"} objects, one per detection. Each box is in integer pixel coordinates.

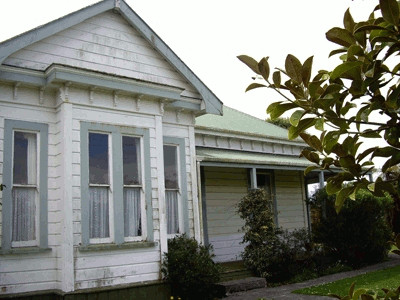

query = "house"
[
  {"left": 195, "top": 106, "right": 312, "bottom": 262},
  {"left": 0, "top": 0, "right": 313, "bottom": 298}
]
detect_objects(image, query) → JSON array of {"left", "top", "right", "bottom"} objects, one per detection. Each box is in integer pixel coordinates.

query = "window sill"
[
  {"left": 0, "top": 247, "right": 52, "bottom": 255},
  {"left": 78, "top": 241, "right": 157, "bottom": 252}
]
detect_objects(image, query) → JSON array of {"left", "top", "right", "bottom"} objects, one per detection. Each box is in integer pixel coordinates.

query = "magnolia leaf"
[
  {"left": 273, "top": 71, "right": 281, "bottom": 88},
  {"left": 258, "top": 57, "right": 270, "bottom": 81},
  {"left": 354, "top": 24, "right": 388, "bottom": 33},
  {"left": 269, "top": 103, "right": 297, "bottom": 120},
  {"left": 302, "top": 56, "right": 313, "bottom": 86},
  {"left": 300, "top": 149, "right": 320, "bottom": 164},
  {"left": 360, "top": 130, "right": 381, "bottom": 138},
  {"left": 347, "top": 44, "right": 364, "bottom": 58},
  {"left": 380, "top": 0, "right": 399, "bottom": 26},
  {"left": 330, "top": 61, "right": 363, "bottom": 80},
  {"left": 288, "top": 118, "right": 316, "bottom": 140},
  {"left": 343, "top": 8, "right": 355, "bottom": 33},
  {"left": 300, "top": 132, "right": 323, "bottom": 152},
  {"left": 266, "top": 102, "right": 282, "bottom": 115},
  {"left": 326, "top": 27, "right": 357, "bottom": 48},
  {"left": 237, "top": 55, "right": 261, "bottom": 75},
  {"left": 326, "top": 177, "right": 343, "bottom": 195},
  {"left": 357, "top": 147, "right": 378, "bottom": 163},
  {"left": 290, "top": 110, "right": 304, "bottom": 127},
  {"left": 246, "top": 83, "right": 267, "bottom": 92},
  {"left": 329, "top": 48, "right": 348, "bottom": 58},
  {"left": 315, "top": 118, "right": 324, "bottom": 131},
  {"left": 285, "top": 54, "right": 303, "bottom": 84},
  {"left": 304, "top": 165, "right": 319, "bottom": 175}
]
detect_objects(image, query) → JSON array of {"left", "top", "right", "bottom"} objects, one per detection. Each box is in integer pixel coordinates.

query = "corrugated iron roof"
[{"left": 195, "top": 106, "right": 303, "bottom": 143}]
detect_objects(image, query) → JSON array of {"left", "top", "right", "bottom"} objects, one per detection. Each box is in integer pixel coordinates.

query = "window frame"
[
  {"left": 163, "top": 137, "right": 189, "bottom": 238},
  {"left": 80, "top": 122, "right": 152, "bottom": 247},
  {"left": 2, "top": 119, "right": 48, "bottom": 251},
  {"left": 87, "top": 131, "right": 114, "bottom": 244}
]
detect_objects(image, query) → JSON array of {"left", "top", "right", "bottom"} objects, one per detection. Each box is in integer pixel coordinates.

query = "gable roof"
[
  {"left": 195, "top": 106, "right": 305, "bottom": 144},
  {"left": 0, "top": 0, "right": 222, "bottom": 115}
]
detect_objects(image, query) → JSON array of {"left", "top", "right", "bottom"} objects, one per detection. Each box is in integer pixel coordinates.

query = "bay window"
[{"left": 80, "top": 122, "right": 152, "bottom": 247}]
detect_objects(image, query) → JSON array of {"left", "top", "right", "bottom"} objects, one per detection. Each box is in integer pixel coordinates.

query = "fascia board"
[
  {"left": 117, "top": 1, "right": 223, "bottom": 115},
  {"left": 0, "top": 0, "right": 114, "bottom": 64}
]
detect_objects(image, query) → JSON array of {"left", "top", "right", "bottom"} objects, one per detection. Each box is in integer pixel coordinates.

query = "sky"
[{"left": 0, "top": 0, "right": 378, "bottom": 120}]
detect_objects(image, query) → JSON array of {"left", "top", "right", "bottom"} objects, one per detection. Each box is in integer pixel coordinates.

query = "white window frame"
[
  {"left": 11, "top": 130, "right": 40, "bottom": 248},
  {"left": 88, "top": 131, "right": 114, "bottom": 244},
  {"left": 123, "top": 134, "right": 147, "bottom": 242}
]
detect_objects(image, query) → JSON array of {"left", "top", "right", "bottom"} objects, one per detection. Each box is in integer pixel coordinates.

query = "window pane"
[
  {"left": 13, "top": 132, "right": 37, "bottom": 185},
  {"left": 89, "top": 133, "right": 109, "bottom": 184},
  {"left": 166, "top": 190, "right": 179, "bottom": 234},
  {"left": 124, "top": 187, "right": 141, "bottom": 237},
  {"left": 89, "top": 187, "right": 110, "bottom": 238},
  {"left": 123, "top": 136, "right": 141, "bottom": 185},
  {"left": 12, "top": 187, "right": 36, "bottom": 241},
  {"left": 164, "top": 145, "right": 178, "bottom": 189}
]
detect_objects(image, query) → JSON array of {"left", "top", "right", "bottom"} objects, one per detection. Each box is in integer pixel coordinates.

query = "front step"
[
  {"left": 217, "top": 261, "right": 266, "bottom": 294},
  {"left": 218, "top": 277, "right": 267, "bottom": 294}
]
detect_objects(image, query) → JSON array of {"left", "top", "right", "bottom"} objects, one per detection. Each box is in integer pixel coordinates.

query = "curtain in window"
[
  {"left": 124, "top": 187, "right": 141, "bottom": 237},
  {"left": 89, "top": 187, "right": 109, "bottom": 238},
  {"left": 166, "top": 190, "right": 179, "bottom": 234},
  {"left": 12, "top": 187, "right": 36, "bottom": 241}
]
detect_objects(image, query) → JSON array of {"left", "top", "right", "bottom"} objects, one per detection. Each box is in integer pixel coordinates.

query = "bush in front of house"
[
  {"left": 311, "top": 188, "right": 392, "bottom": 268},
  {"left": 161, "top": 234, "right": 221, "bottom": 300},
  {"left": 237, "top": 189, "right": 316, "bottom": 283}
]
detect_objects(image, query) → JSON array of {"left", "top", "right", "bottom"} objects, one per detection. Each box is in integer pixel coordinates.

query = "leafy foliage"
[
  {"left": 328, "top": 282, "right": 400, "bottom": 300},
  {"left": 238, "top": 0, "right": 400, "bottom": 211},
  {"left": 311, "top": 188, "right": 392, "bottom": 268},
  {"left": 161, "top": 234, "right": 221, "bottom": 300},
  {"left": 237, "top": 189, "right": 316, "bottom": 282}
]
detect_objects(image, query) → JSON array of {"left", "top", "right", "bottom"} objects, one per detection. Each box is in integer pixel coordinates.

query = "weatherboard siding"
[
  {"left": 275, "top": 170, "right": 307, "bottom": 230},
  {"left": 4, "top": 11, "right": 200, "bottom": 99},
  {"left": 71, "top": 103, "right": 162, "bottom": 288},
  {"left": 0, "top": 85, "right": 60, "bottom": 294},
  {"left": 204, "top": 167, "right": 247, "bottom": 262}
]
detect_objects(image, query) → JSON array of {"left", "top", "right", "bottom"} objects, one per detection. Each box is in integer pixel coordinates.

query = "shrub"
[
  {"left": 311, "top": 188, "right": 392, "bottom": 268},
  {"left": 161, "top": 234, "right": 221, "bottom": 300},
  {"left": 237, "top": 189, "right": 315, "bottom": 282}
]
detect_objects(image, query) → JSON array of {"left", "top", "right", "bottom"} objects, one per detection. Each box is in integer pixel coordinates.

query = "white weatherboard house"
[{"left": 0, "top": 0, "right": 313, "bottom": 298}]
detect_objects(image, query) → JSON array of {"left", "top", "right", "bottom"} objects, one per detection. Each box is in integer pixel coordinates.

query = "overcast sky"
[{"left": 0, "top": 0, "right": 377, "bottom": 119}]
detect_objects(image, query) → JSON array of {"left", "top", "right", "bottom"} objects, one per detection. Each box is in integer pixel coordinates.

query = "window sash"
[
  {"left": 166, "top": 189, "right": 179, "bottom": 235},
  {"left": 123, "top": 187, "right": 142, "bottom": 240},
  {"left": 89, "top": 186, "right": 112, "bottom": 243},
  {"left": 11, "top": 130, "right": 39, "bottom": 246}
]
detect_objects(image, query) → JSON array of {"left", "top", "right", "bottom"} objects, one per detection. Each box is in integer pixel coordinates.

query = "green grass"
[{"left": 293, "top": 265, "right": 400, "bottom": 297}]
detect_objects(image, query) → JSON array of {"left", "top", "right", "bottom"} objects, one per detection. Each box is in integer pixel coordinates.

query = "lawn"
[{"left": 293, "top": 265, "right": 400, "bottom": 297}]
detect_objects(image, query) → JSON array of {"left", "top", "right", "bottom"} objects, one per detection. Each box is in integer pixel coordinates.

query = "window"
[
  {"left": 2, "top": 120, "right": 48, "bottom": 250},
  {"left": 88, "top": 132, "right": 112, "bottom": 243},
  {"left": 163, "top": 137, "right": 189, "bottom": 236},
  {"left": 80, "top": 122, "right": 153, "bottom": 246}
]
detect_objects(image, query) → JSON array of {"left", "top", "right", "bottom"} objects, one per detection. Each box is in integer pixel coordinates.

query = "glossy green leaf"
[
  {"left": 258, "top": 57, "right": 270, "bottom": 81},
  {"left": 288, "top": 118, "right": 316, "bottom": 140},
  {"left": 269, "top": 103, "right": 297, "bottom": 120},
  {"left": 354, "top": 24, "right": 388, "bottom": 33},
  {"left": 272, "top": 71, "right": 281, "bottom": 88},
  {"left": 343, "top": 8, "right": 355, "bottom": 33},
  {"left": 330, "top": 61, "right": 363, "bottom": 80},
  {"left": 329, "top": 48, "right": 348, "bottom": 58},
  {"left": 285, "top": 54, "right": 303, "bottom": 84},
  {"left": 245, "top": 83, "right": 267, "bottom": 92},
  {"left": 266, "top": 102, "right": 282, "bottom": 115},
  {"left": 300, "top": 132, "right": 323, "bottom": 152},
  {"left": 237, "top": 55, "right": 261, "bottom": 75},
  {"left": 289, "top": 110, "right": 304, "bottom": 127},
  {"left": 347, "top": 45, "right": 363, "bottom": 58},
  {"left": 315, "top": 118, "right": 324, "bottom": 131},
  {"left": 302, "top": 56, "right": 313, "bottom": 86},
  {"left": 326, "top": 27, "right": 357, "bottom": 47},
  {"left": 304, "top": 165, "right": 319, "bottom": 175},
  {"left": 380, "top": 0, "right": 399, "bottom": 25},
  {"left": 300, "top": 149, "right": 320, "bottom": 164}
]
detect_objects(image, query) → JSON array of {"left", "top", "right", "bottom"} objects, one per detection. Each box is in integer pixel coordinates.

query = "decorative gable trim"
[{"left": 0, "top": 0, "right": 222, "bottom": 115}]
